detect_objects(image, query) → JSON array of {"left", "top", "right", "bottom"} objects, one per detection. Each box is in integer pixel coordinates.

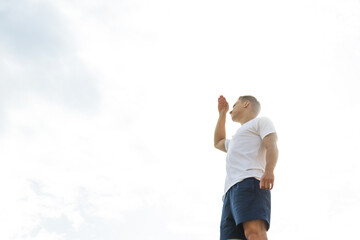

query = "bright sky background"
[{"left": 1, "top": 0, "right": 360, "bottom": 239}]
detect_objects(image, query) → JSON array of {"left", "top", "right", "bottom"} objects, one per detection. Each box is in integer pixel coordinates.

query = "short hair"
[{"left": 239, "top": 95, "right": 261, "bottom": 116}]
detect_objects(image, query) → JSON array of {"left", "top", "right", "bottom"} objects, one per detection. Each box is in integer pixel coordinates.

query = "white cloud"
[
  {"left": 1, "top": 0, "right": 360, "bottom": 239},
  {"left": 0, "top": 0, "right": 100, "bottom": 133}
]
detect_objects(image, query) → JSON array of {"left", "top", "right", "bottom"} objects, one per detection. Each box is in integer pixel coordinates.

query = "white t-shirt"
[{"left": 223, "top": 116, "right": 276, "bottom": 198}]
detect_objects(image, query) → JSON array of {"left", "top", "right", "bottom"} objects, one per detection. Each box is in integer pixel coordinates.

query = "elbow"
[
  {"left": 214, "top": 140, "right": 227, "bottom": 153},
  {"left": 214, "top": 141, "right": 221, "bottom": 151}
]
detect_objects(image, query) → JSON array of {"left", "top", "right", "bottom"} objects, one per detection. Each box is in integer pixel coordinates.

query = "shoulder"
[
  {"left": 258, "top": 116, "right": 273, "bottom": 123},
  {"left": 256, "top": 116, "right": 275, "bottom": 126},
  {"left": 256, "top": 116, "right": 276, "bottom": 138}
]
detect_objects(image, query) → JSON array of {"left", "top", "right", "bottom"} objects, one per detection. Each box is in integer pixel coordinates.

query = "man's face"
[{"left": 229, "top": 99, "right": 244, "bottom": 122}]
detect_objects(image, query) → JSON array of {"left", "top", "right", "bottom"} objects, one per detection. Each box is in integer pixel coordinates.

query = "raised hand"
[{"left": 218, "top": 95, "right": 229, "bottom": 115}]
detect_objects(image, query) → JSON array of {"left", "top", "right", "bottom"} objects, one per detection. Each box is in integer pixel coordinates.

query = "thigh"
[
  {"left": 243, "top": 219, "right": 267, "bottom": 236},
  {"left": 220, "top": 190, "right": 246, "bottom": 240},
  {"left": 231, "top": 178, "right": 271, "bottom": 231}
]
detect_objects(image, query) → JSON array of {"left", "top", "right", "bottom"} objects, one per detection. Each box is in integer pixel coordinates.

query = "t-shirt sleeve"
[
  {"left": 258, "top": 117, "right": 276, "bottom": 139},
  {"left": 225, "top": 139, "right": 230, "bottom": 151}
]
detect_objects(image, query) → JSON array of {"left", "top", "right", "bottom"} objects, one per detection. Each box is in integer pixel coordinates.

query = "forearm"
[
  {"left": 214, "top": 113, "right": 226, "bottom": 146},
  {"left": 265, "top": 145, "right": 278, "bottom": 172},
  {"left": 261, "top": 133, "right": 278, "bottom": 189}
]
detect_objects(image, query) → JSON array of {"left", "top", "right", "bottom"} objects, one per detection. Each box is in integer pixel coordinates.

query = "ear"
[{"left": 243, "top": 100, "right": 250, "bottom": 108}]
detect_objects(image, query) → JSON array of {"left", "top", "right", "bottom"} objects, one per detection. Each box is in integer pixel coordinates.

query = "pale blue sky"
[{"left": 0, "top": 0, "right": 359, "bottom": 239}]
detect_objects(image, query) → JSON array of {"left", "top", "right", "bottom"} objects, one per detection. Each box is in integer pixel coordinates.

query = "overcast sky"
[{"left": 1, "top": 0, "right": 360, "bottom": 239}]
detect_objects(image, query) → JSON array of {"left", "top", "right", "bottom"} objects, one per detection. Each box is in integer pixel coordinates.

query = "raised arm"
[{"left": 214, "top": 95, "right": 229, "bottom": 152}]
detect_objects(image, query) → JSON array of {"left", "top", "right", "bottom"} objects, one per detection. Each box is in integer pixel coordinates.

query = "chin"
[{"left": 232, "top": 117, "right": 240, "bottom": 123}]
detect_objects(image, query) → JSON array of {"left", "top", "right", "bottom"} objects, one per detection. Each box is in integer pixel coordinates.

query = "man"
[{"left": 214, "top": 95, "right": 278, "bottom": 240}]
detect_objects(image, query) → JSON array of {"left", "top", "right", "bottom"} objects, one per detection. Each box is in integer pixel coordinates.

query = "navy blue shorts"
[{"left": 220, "top": 177, "right": 271, "bottom": 240}]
